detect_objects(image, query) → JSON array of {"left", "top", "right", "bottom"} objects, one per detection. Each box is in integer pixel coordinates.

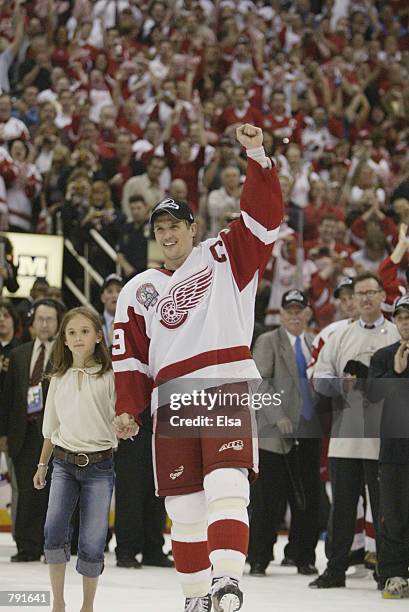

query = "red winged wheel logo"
[{"left": 158, "top": 267, "right": 213, "bottom": 329}]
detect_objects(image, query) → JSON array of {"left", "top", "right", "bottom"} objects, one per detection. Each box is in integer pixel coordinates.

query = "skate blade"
[{"left": 219, "top": 593, "right": 241, "bottom": 611}]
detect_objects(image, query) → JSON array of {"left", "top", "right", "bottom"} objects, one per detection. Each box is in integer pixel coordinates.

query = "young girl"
[{"left": 33, "top": 307, "right": 117, "bottom": 612}]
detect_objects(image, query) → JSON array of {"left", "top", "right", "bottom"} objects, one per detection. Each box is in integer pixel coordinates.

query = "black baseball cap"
[
  {"left": 150, "top": 198, "right": 194, "bottom": 225},
  {"left": 393, "top": 294, "right": 409, "bottom": 316},
  {"left": 101, "top": 273, "right": 123, "bottom": 292},
  {"left": 334, "top": 277, "right": 354, "bottom": 299},
  {"left": 281, "top": 289, "right": 309, "bottom": 309}
]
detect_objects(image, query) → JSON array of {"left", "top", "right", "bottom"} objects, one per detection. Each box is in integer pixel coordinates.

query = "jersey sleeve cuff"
[{"left": 246, "top": 146, "right": 272, "bottom": 169}]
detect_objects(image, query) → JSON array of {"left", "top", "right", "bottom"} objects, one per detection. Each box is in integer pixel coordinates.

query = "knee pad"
[
  {"left": 165, "top": 490, "right": 207, "bottom": 525},
  {"left": 204, "top": 468, "right": 250, "bottom": 507}
]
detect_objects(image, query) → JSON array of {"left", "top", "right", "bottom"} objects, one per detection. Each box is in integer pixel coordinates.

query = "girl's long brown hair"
[{"left": 51, "top": 307, "right": 111, "bottom": 377}]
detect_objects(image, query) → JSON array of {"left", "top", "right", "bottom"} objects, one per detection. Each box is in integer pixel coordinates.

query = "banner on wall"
[{"left": 2, "top": 232, "right": 64, "bottom": 299}]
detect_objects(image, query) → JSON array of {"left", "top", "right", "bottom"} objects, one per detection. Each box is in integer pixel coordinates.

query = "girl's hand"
[{"left": 33, "top": 466, "right": 47, "bottom": 490}]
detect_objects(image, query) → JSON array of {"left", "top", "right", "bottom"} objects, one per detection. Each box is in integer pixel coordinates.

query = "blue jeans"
[{"left": 44, "top": 455, "right": 114, "bottom": 577}]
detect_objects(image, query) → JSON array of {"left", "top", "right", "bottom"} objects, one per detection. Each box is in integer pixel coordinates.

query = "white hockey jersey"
[{"left": 113, "top": 159, "right": 283, "bottom": 420}]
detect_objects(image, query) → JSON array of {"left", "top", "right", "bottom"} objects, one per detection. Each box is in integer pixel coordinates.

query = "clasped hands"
[{"left": 112, "top": 413, "right": 140, "bottom": 439}]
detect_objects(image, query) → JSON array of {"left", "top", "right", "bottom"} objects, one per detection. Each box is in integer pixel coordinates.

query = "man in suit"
[
  {"left": 0, "top": 298, "right": 64, "bottom": 561},
  {"left": 367, "top": 294, "right": 409, "bottom": 598},
  {"left": 248, "top": 289, "right": 321, "bottom": 576}
]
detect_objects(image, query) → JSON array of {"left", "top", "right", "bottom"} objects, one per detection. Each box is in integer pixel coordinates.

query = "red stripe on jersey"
[
  {"left": 171, "top": 540, "right": 211, "bottom": 574},
  {"left": 207, "top": 519, "right": 249, "bottom": 555},
  {"left": 365, "top": 520, "right": 376, "bottom": 539},
  {"left": 154, "top": 345, "right": 252, "bottom": 386},
  {"left": 308, "top": 336, "right": 325, "bottom": 369}
]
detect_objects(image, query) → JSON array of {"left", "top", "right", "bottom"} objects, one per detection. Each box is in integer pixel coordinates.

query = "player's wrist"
[
  {"left": 246, "top": 146, "right": 271, "bottom": 169},
  {"left": 245, "top": 145, "right": 265, "bottom": 155}
]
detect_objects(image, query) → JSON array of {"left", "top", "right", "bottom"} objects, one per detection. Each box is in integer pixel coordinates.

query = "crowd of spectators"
[
  {"left": 0, "top": 0, "right": 409, "bottom": 597},
  {"left": 0, "top": 0, "right": 407, "bottom": 328}
]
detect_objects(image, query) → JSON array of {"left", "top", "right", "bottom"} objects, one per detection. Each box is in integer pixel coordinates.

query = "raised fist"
[{"left": 235, "top": 124, "right": 263, "bottom": 149}]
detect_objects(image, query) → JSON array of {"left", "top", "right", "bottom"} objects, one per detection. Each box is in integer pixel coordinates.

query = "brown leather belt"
[{"left": 53, "top": 446, "right": 113, "bottom": 468}]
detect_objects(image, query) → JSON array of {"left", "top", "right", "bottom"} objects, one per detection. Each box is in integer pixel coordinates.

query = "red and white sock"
[
  {"left": 166, "top": 492, "right": 211, "bottom": 598},
  {"left": 207, "top": 499, "right": 249, "bottom": 580},
  {"left": 205, "top": 468, "right": 250, "bottom": 581}
]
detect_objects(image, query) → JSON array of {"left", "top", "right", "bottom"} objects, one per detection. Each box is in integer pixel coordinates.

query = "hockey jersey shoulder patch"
[{"left": 136, "top": 283, "right": 159, "bottom": 311}]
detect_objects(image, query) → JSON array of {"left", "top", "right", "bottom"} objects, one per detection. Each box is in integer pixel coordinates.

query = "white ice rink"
[{"left": 1, "top": 533, "right": 407, "bottom": 611}]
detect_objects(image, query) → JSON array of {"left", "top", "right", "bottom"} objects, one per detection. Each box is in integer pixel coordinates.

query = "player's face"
[
  {"left": 394, "top": 310, "right": 409, "bottom": 341},
  {"left": 154, "top": 214, "right": 197, "bottom": 270}
]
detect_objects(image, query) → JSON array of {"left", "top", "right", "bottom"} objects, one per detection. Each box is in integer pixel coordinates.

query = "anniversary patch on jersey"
[
  {"left": 136, "top": 283, "right": 159, "bottom": 310},
  {"left": 158, "top": 266, "right": 213, "bottom": 329}
]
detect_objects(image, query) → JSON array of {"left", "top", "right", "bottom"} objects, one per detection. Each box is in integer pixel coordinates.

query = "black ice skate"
[
  {"left": 184, "top": 594, "right": 212, "bottom": 611},
  {"left": 211, "top": 577, "right": 243, "bottom": 612}
]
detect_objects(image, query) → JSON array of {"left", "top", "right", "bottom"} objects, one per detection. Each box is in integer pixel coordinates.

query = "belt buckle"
[{"left": 77, "top": 453, "right": 90, "bottom": 467}]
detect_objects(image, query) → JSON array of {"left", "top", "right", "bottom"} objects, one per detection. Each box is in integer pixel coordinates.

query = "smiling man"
[{"left": 112, "top": 124, "right": 283, "bottom": 612}]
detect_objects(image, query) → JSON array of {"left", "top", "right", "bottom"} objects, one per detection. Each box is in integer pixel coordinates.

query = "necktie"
[
  {"left": 30, "top": 343, "right": 45, "bottom": 386},
  {"left": 294, "top": 336, "right": 313, "bottom": 420},
  {"left": 364, "top": 324, "right": 375, "bottom": 329}
]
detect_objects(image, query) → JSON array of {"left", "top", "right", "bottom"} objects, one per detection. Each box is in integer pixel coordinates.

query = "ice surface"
[{"left": 1, "top": 533, "right": 407, "bottom": 611}]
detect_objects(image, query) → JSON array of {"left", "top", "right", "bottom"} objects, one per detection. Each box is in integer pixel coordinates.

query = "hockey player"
[{"left": 112, "top": 124, "right": 283, "bottom": 611}]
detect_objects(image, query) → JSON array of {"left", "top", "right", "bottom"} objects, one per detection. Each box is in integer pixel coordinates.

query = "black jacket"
[
  {"left": 0, "top": 337, "right": 22, "bottom": 393},
  {"left": 0, "top": 341, "right": 52, "bottom": 458},
  {"left": 367, "top": 341, "right": 409, "bottom": 463}
]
